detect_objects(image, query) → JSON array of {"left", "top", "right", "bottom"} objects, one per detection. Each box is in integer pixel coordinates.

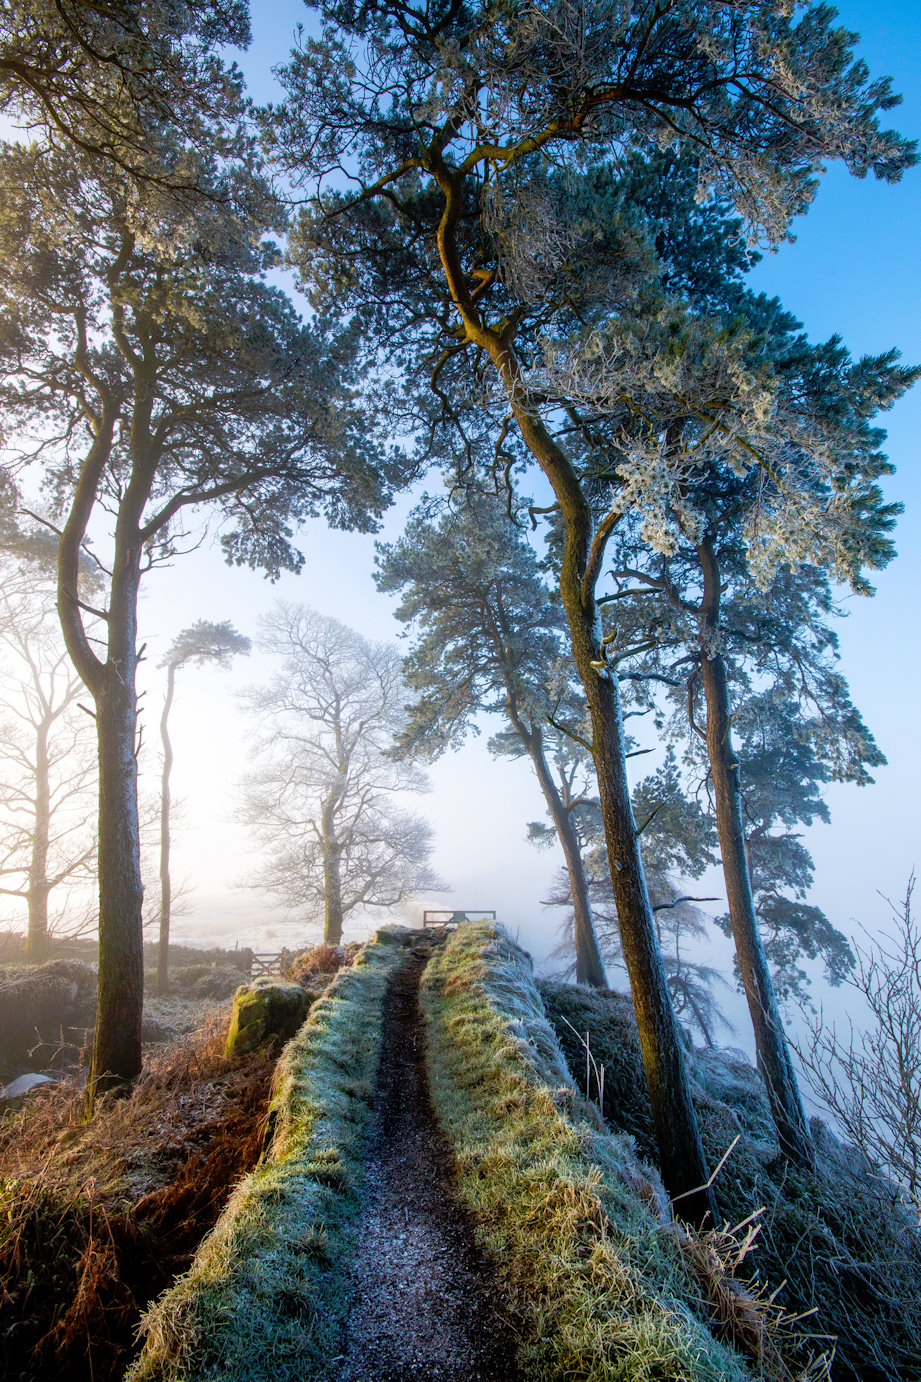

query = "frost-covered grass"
[
  {"left": 127, "top": 932, "right": 407, "bottom": 1382},
  {"left": 124, "top": 920, "right": 913, "bottom": 1382},
  {"left": 421, "top": 922, "right": 753, "bottom": 1382},
  {"left": 540, "top": 977, "right": 921, "bottom": 1381}
]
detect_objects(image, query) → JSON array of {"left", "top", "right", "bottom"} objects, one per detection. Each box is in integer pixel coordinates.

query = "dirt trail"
[{"left": 336, "top": 942, "right": 519, "bottom": 1382}]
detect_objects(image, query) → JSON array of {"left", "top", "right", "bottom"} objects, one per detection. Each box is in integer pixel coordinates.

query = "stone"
[
  {"left": 141, "top": 1014, "right": 174, "bottom": 1043},
  {"left": 0, "top": 959, "right": 97, "bottom": 1054},
  {"left": 225, "top": 979, "right": 312, "bottom": 1057},
  {"left": 0, "top": 1072, "right": 56, "bottom": 1109},
  {"left": 371, "top": 925, "right": 411, "bottom": 946}
]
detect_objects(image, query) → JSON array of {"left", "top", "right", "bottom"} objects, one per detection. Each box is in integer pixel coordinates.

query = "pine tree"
[
  {"left": 0, "top": 129, "right": 405, "bottom": 1108},
  {"left": 273, "top": 0, "right": 914, "bottom": 1215},
  {"left": 715, "top": 692, "right": 857, "bottom": 1007},
  {"left": 549, "top": 751, "right": 730, "bottom": 1045},
  {"left": 595, "top": 315, "right": 910, "bottom": 1163},
  {"left": 156, "top": 621, "right": 251, "bottom": 995},
  {"left": 1, "top": 1, "right": 252, "bottom": 198},
  {"left": 376, "top": 492, "right": 607, "bottom": 986}
]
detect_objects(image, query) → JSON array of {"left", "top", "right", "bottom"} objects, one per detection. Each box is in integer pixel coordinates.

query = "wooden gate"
[{"left": 422, "top": 909, "right": 496, "bottom": 929}]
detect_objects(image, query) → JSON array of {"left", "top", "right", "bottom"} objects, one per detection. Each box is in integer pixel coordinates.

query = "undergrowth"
[
  {"left": 421, "top": 922, "right": 758, "bottom": 1382},
  {"left": 282, "top": 941, "right": 359, "bottom": 988},
  {"left": 127, "top": 931, "right": 408, "bottom": 1382},
  {"left": 539, "top": 978, "right": 921, "bottom": 1382},
  {"left": 0, "top": 1014, "right": 275, "bottom": 1382}
]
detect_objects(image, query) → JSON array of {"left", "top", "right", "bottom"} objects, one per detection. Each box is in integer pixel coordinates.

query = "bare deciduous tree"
[
  {"left": 241, "top": 605, "right": 443, "bottom": 944},
  {"left": 0, "top": 548, "right": 97, "bottom": 963}
]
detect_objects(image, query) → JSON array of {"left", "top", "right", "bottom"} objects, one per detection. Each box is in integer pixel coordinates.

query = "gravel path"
[{"left": 336, "top": 942, "right": 519, "bottom": 1382}]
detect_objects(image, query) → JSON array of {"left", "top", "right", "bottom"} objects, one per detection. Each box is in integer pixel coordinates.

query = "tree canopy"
[
  {"left": 377, "top": 491, "right": 607, "bottom": 984},
  {"left": 1, "top": 0, "right": 253, "bottom": 201},
  {"left": 0, "top": 97, "right": 412, "bottom": 1103}
]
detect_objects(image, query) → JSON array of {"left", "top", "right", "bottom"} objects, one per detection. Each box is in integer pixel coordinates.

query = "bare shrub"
[
  {"left": 797, "top": 876, "right": 921, "bottom": 1225},
  {"left": 673, "top": 1215, "right": 834, "bottom": 1381},
  {"left": 282, "top": 942, "right": 358, "bottom": 990}
]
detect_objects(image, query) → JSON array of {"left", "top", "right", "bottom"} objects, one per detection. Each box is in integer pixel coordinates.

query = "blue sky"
[
  {"left": 137, "top": 2, "right": 921, "bottom": 1003},
  {"left": 739, "top": 1, "right": 921, "bottom": 949}
]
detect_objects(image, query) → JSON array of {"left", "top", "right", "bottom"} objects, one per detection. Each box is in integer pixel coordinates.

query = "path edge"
[
  {"left": 420, "top": 921, "right": 753, "bottom": 1382},
  {"left": 127, "top": 928, "right": 410, "bottom": 1382}
]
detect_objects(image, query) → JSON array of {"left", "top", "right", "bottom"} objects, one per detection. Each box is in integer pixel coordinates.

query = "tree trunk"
[
  {"left": 156, "top": 663, "right": 177, "bottom": 995},
  {"left": 322, "top": 799, "right": 345, "bottom": 944},
  {"left": 697, "top": 537, "right": 814, "bottom": 1167},
  {"left": 526, "top": 724, "right": 607, "bottom": 987},
  {"left": 433, "top": 187, "right": 712, "bottom": 1220},
  {"left": 87, "top": 542, "right": 145, "bottom": 1107},
  {"left": 323, "top": 849, "right": 344, "bottom": 945},
  {"left": 490, "top": 585, "right": 607, "bottom": 985},
  {"left": 588, "top": 647, "right": 714, "bottom": 1218},
  {"left": 24, "top": 716, "right": 52, "bottom": 964},
  {"left": 54, "top": 409, "right": 150, "bottom": 1113},
  {"left": 506, "top": 391, "right": 714, "bottom": 1220},
  {"left": 683, "top": 989, "right": 716, "bottom": 1050}
]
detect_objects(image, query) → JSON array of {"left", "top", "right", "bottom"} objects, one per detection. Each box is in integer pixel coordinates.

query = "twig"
[
  {"left": 635, "top": 801, "right": 665, "bottom": 837},
  {"left": 671, "top": 1135, "right": 741, "bottom": 1204}
]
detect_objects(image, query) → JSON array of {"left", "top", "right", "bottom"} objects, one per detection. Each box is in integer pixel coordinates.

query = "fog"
[{"left": 2, "top": 0, "right": 920, "bottom": 1068}]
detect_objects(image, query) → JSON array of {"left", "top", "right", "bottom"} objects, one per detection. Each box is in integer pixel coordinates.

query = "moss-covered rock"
[
  {"left": 225, "top": 980, "right": 312, "bottom": 1057},
  {"left": 423, "top": 924, "right": 751, "bottom": 1382},
  {"left": 538, "top": 978, "right": 658, "bottom": 1161},
  {"left": 168, "top": 963, "right": 249, "bottom": 1000},
  {"left": 371, "top": 923, "right": 412, "bottom": 946},
  {"left": 538, "top": 972, "right": 921, "bottom": 1381}
]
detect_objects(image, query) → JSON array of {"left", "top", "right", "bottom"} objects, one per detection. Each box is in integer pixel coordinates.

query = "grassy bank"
[
  {"left": 421, "top": 922, "right": 755, "bottom": 1382},
  {"left": 127, "top": 931, "right": 408, "bottom": 1382},
  {"left": 0, "top": 1011, "right": 275, "bottom": 1382},
  {"left": 540, "top": 978, "right": 921, "bottom": 1382}
]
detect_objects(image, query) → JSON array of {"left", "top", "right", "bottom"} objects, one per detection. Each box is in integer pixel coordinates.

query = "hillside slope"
[{"left": 128, "top": 922, "right": 921, "bottom": 1382}]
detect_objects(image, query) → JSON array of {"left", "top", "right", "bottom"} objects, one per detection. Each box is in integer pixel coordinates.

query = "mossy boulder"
[
  {"left": 371, "top": 924, "right": 412, "bottom": 946},
  {"left": 225, "top": 980, "right": 312, "bottom": 1057}
]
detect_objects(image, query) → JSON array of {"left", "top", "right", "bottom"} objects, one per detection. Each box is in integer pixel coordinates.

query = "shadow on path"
[{"left": 336, "top": 942, "right": 519, "bottom": 1382}]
